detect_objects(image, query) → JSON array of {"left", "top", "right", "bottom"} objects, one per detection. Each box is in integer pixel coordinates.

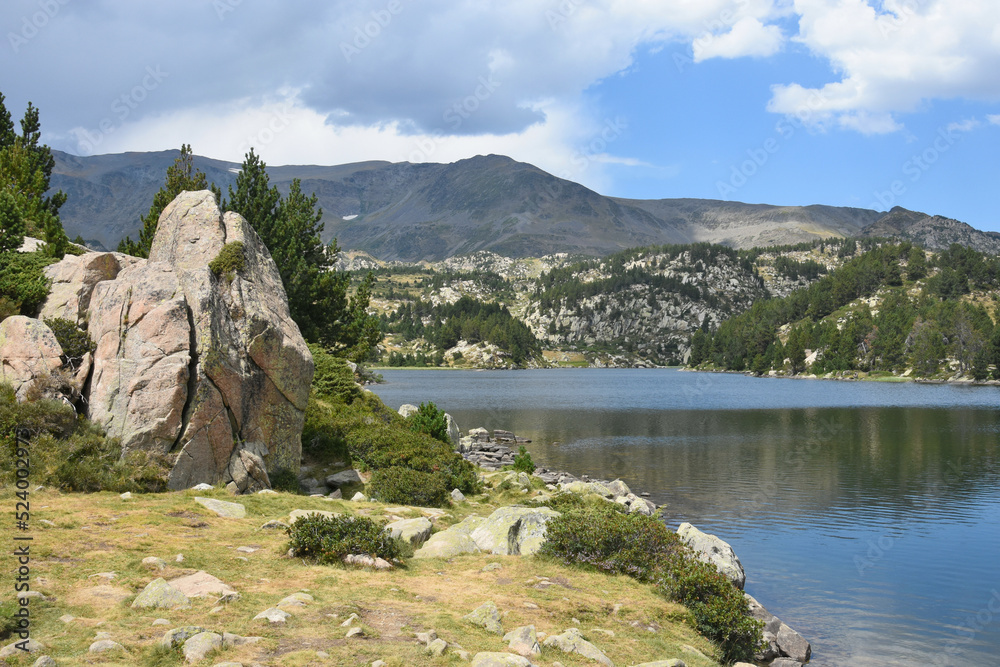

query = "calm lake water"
[{"left": 371, "top": 369, "right": 1000, "bottom": 667}]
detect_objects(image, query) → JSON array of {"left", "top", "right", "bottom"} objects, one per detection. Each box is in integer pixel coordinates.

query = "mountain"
[
  {"left": 857, "top": 206, "right": 1000, "bottom": 254},
  {"left": 50, "top": 149, "right": 995, "bottom": 260}
]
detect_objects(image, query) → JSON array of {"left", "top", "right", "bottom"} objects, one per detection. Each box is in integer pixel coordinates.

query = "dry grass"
[{"left": 0, "top": 486, "right": 723, "bottom": 666}]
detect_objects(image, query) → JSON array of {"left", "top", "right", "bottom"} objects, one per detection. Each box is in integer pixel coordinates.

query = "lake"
[{"left": 370, "top": 368, "right": 1000, "bottom": 666}]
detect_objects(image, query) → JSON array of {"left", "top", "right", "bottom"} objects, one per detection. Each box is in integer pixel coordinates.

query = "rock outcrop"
[
  {"left": 35, "top": 190, "right": 313, "bottom": 490},
  {"left": 0, "top": 316, "right": 63, "bottom": 400},
  {"left": 676, "top": 522, "right": 746, "bottom": 590}
]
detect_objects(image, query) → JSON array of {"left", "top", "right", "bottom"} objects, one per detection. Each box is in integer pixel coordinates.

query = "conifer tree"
[
  {"left": 0, "top": 93, "right": 68, "bottom": 257},
  {"left": 118, "top": 144, "right": 207, "bottom": 257}
]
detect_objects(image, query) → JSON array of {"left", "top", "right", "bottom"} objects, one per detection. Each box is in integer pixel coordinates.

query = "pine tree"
[
  {"left": 0, "top": 94, "right": 68, "bottom": 257},
  {"left": 118, "top": 144, "right": 207, "bottom": 257}
]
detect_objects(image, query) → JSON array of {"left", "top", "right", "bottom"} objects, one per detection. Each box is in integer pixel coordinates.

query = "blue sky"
[{"left": 2, "top": 0, "right": 998, "bottom": 230}]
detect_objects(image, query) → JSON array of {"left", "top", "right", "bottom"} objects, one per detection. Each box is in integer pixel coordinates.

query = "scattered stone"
[
  {"left": 464, "top": 601, "right": 504, "bottom": 635},
  {"left": 343, "top": 554, "right": 393, "bottom": 569},
  {"left": 236, "top": 546, "right": 258, "bottom": 554},
  {"left": 340, "top": 613, "right": 361, "bottom": 627},
  {"left": 590, "top": 628, "right": 614, "bottom": 637},
  {"left": 175, "top": 553, "right": 185, "bottom": 563},
  {"left": 120, "top": 492, "right": 132, "bottom": 500},
  {"left": 142, "top": 556, "right": 166, "bottom": 570},
  {"left": 0, "top": 639, "right": 44, "bottom": 657},
  {"left": 414, "top": 516, "right": 485, "bottom": 559},
  {"left": 427, "top": 638, "right": 449, "bottom": 656},
  {"left": 451, "top": 488, "right": 466, "bottom": 502},
  {"left": 398, "top": 404, "right": 419, "bottom": 418},
  {"left": 470, "top": 653, "right": 534, "bottom": 667},
  {"left": 169, "top": 571, "right": 236, "bottom": 598},
  {"left": 59, "top": 614, "right": 75, "bottom": 623},
  {"left": 194, "top": 497, "right": 246, "bottom": 519},
  {"left": 131, "top": 578, "right": 190, "bottom": 610},
  {"left": 257, "top": 488, "right": 278, "bottom": 495},
  {"left": 182, "top": 632, "right": 223, "bottom": 663},
  {"left": 351, "top": 492, "right": 368, "bottom": 502},
  {"left": 328, "top": 489, "right": 343, "bottom": 499},
  {"left": 278, "top": 592, "right": 314, "bottom": 607},
  {"left": 161, "top": 626, "right": 211, "bottom": 649},
  {"left": 89, "top": 640, "right": 125, "bottom": 654},
  {"left": 482, "top": 562, "right": 503, "bottom": 572},
  {"left": 415, "top": 630, "right": 437, "bottom": 645},
  {"left": 770, "top": 660, "right": 804, "bottom": 667},
  {"left": 325, "top": 469, "right": 362, "bottom": 488},
  {"left": 385, "top": 517, "right": 433, "bottom": 546},
  {"left": 633, "top": 660, "right": 686, "bottom": 667},
  {"left": 260, "top": 519, "right": 290, "bottom": 530},
  {"left": 372, "top": 661, "right": 387, "bottom": 667},
  {"left": 776, "top": 623, "right": 812, "bottom": 662},
  {"left": 676, "top": 522, "right": 745, "bottom": 590},
  {"left": 542, "top": 628, "right": 613, "bottom": 666},
  {"left": 346, "top": 626, "right": 364, "bottom": 638},
  {"left": 503, "top": 625, "right": 541, "bottom": 656},
  {"left": 32, "top": 657, "right": 57, "bottom": 667},
  {"left": 152, "top": 619, "right": 171, "bottom": 626},
  {"left": 191, "top": 483, "right": 214, "bottom": 491},
  {"left": 254, "top": 608, "right": 290, "bottom": 624}
]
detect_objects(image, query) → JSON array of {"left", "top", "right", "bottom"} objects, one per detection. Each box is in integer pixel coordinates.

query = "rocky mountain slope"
[
  {"left": 52, "top": 149, "right": 996, "bottom": 260},
  {"left": 857, "top": 206, "right": 1000, "bottom": 254}
]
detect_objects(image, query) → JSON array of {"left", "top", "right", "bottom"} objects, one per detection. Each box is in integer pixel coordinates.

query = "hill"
[{"left": 49, "top": 149, "right": 984, "bottom": 260}]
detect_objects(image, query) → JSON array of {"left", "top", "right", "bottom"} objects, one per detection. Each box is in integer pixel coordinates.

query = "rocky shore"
[{"left": 453, "top": 421, "right": 814, "bottom": 666}]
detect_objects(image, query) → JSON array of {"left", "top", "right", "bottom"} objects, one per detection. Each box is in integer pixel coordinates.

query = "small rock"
[
  {"left": 343, "top": 554, "right": 392, "bottom": 569},
  {"left": 770, "top": 660, "right": 804, "bottom": 667},
  {"left": 415, "top": 629, "right": 438, "bottom": 645},
  {"left": 482, "top": 563, "right": 502, "bottom": 572},
  {"left": 464, "top": 601, "right": 504, "bottom": 635},
  {"left": 346, "top": 626, "right": 364, "bottom": 638},
  {"left": 503, "top": 625, "right": 541, "bottom": 656},
  {"left": 152, "top": 618, "right": 170, "bottom": 626},
  {"left": 94, "top": 632, "right": 112, "bottom": 641},
  {"left": 161, "top": 626, "right": 210, "bottom": 648},
  {"left": 89, "top": 640, "right": 125, "bottom": 654},
  {"left": 278, "top": 592, "right": 314, "bottom": 607},
  {"left": 426, "top": 638, "right": 448, "bottom": 656},
  {"left": 0, "top": 639, "right": 44, "bottom": 657},
  {"left": 469, "top": 653, "right": 533, "bottom": 667},
  {"left": 183, "top": 632, "right": 222, "bottom": 663},
  {"left": 169, "top": 571, "right": 236, "bottom": 598},
  {"left": 190, "top": 483, "right": 214, "bottom": 491},
  {"left": 119, "top": 492, "right": 132, "bottom": 500},
  {"left": 257, "top": 488, "right": 278, "bottom": 495},
  {"left": 451, "top": 488, "right": 466, "bottom": 502},
  {"left": 142, "top": 556, "right": 166, "bottom": 570},
  {"left": 59, "top": 614, "right": 75, "bottom": 623},
  {"left": 340, "top": 613, "right": 361, "bottom": 627},
  {"left": 222, "top": 632, "right": 262, "bottom": 648},
  {"left": 131, "top": 578, "right": 190, "bottom": 610},
  {"left": 633, "top": 660, "right": 686, "bottom": 667},
  {"left": 542, "top": 628, "right": 613, "bottom": 666},
  {"left": 260, "top": 519, "right": 290, "bottom": 530},
  {"left": 372, "top": 661, "right": 387, "bottom": 667},
  {"left": 32, "top": 657, "right": 58, "bottom": 667},
  {"left": 328, "top": 489, "right": 343, "bottom": 499},
  {"left": 194, "top": 497, "right": 246, "bottom": 518},
  {"left": 175, "top": 553, "right": 185, "bottom": 563},
  {"left": 254, "top": 607, "right": 290, "bottom": 624},
  {"left": 351, "top": 491, "right": 367, "bottom": 502}
]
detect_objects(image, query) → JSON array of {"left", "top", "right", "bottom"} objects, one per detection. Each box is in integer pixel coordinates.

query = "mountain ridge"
[{"left": 50, "top": 150, "right": 999, "bottom": 260}]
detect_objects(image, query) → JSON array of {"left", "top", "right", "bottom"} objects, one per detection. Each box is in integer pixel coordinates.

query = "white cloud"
[
  {"left": 988, "top": 115, "right": 1000, "bottom": 126},
  {"left": 768, "top": 0, "right": 1000, "bottom": 132},
  {"left": 946, "top": 119, "right": 981, "bottom": 133},
  {"left": 694, "top": 17, "right": 784, "bottom": 62}
]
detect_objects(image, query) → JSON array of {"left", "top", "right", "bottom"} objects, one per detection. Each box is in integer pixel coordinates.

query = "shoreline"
[{"left": 681, "top": 365, "right": 1000, "bottom": 387}]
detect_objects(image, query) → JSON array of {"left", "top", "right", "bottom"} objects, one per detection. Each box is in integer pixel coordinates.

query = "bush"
[
  {"left": 44, "top": 317, "right": 95, "bottom": 364},
  {"left": 269, "top": 468, "right": 300, "bottom": 493},
  {"left": 0, "top": 384, "right": 170, "bottom": 492},
  {"left": 0, "top": 250, "right": 55, "bottom": 317},
  {"left": 407, "top": 401, "right": 449, "bottom": 444},
  {"left": 301, "top": 396, "right": 350, "bottom": 460},
  {"left": 309, "top": 343, "right": 361, "bottom": 404},
  {"left": 209, "top": 241, "right": 245, "bottom": 279},
  {"left": 286, "top": 513, "right": 400, "bottom": 564},
  {"left": 539, "top": 507, "right": 763, "bottom": 663},
  {"left": 367, "top": 466, "right": 450, "bottom": 507},
  {"left": 512, "top": 445, "right": 535, "bottom": 473}
]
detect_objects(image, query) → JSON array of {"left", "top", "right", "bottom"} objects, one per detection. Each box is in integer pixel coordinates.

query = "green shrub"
[
  {"left": 406, "top": 401, "right": 449, "bottom": 444},
  {"left": 309, "top": 343, "right": 361, "bottom": 404},
  {"left": 269, "top": 468, "right": 300, "bottom": 493},
  {"left": 512, "top": 445, "right": 535, "bottom": 473},
  {"left": 0, "top": 599, "right": 19, "bottom": 641},
  {"left": 209, "top": 241, "right": 245, "bottom": 279},
  {"left": 286, "top": 513, "right": 400, "bottom": 564},
  {"left": 0, "top": 384, "right": 169, "bottom": 492},
  {"left": 367, "top": 466, "right": 450, "bottom": 507},
  {"left": 0, "top": 250, "right": 55, "bottom": 317},
  {"left": 301, "top": 396, "right": 350, "bottom": 461},
  {"left": 44, "top": 317, "right": 95, "bottom": 363},
  {"left": 539, "top": 507, "right": 763, "bottom": 663}
]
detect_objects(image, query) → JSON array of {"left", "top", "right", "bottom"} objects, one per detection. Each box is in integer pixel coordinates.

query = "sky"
[{"left": 2, "top": 0, "right": 999, "bottom": 231}]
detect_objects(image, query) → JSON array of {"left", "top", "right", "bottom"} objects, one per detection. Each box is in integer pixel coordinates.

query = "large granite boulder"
[
  {"left": 0, "top": 316, "right": 64, "bottom": 400},
  {"left": 676, "top": 522, "right": 746, "bottom": 590},
  {"left": 471, "top": 506, "right": 560, "bottom": 556},
  {"left": 39, "top": 251, "right": 142, "bottom": 324},
  {"left": 85, "top": 191, "right": 313, "bottom": 489}
]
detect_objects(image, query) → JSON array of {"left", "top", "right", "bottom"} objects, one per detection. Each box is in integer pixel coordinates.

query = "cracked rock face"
[{"left": 83, "top": 190, "right": 313, "bottom": 489}]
